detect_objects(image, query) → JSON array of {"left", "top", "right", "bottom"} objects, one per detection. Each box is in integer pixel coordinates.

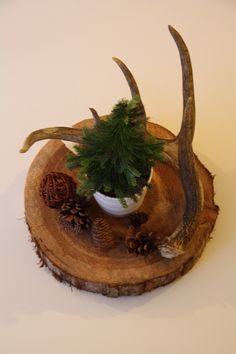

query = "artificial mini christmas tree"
[{"left": 66, "top": 97, "right": 164, "bottom": 207}]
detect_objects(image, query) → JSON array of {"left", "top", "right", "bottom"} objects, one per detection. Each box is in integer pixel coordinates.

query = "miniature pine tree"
[{"left": 66, "top": 97, "right": 164, "bottom": 206}]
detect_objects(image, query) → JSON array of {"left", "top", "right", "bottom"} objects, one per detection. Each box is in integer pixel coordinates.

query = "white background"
[{"left": 0, "top": 1, "right": 236, "bottom": 353}]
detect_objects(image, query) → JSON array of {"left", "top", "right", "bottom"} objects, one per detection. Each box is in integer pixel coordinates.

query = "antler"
[
  {"left": 89, "top": 108, "right": 101, "bottom": 124},
  {"left": 112, "top": 28, "right": 202, "bottom": 258},
  {"left": 169, "top": 25, "right": 195, "bottom": 140},
  {"left": 158, "top": 26, "right": 202, "bottom": 258},
  {"left": 20, "top": 26, "right": 202, "bottom": 260},
  {"left": 20, "top": 127, "right": 83, "bottom": 153},
  {"left": 159, "top": 97, "right": 202, "bottom": 258},
  {"left": 20, "top": 108, "right": 101, "bottom": 153}
]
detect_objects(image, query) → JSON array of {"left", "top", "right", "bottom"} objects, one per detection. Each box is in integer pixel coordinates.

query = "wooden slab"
[{"left": 25, "top": 120, "right": 219, "bottom": 297}]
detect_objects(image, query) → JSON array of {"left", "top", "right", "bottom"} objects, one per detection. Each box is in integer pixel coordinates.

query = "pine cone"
[
  {"left": 59, "top": 199, "right": 91, "bottom": 234},
  {"left": 40, "top": 172, "right": 76, "bottom": 208},
  {"left": 125, "top": 226, "right": 155, "bottom": 256},
  {"left": 129, "top": 212, "right": 149, "bottom": 228},
  {"left": 91, "top": 218, "right": 116, "bottom": 250}
]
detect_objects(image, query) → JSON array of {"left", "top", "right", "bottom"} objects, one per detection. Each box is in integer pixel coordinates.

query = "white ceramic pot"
[{"left": 93, "top": 169, "right": 153, "bottom": 217}]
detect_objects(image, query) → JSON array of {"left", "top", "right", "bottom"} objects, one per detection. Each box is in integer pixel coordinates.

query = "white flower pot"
[{"left": 93, "top": 169, "right": 153, "bottom": 217}]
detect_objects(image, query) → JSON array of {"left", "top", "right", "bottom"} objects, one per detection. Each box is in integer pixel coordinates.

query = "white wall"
[{"left": 0, "top": 1, "right": 235, "bottom": 353}]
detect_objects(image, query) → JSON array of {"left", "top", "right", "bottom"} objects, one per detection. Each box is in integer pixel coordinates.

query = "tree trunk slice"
[{"left": 25, "top": 120, "right": 219, "bottom": 297}]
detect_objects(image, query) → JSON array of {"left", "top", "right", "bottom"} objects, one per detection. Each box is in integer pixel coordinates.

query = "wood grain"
[{"left": 25, "top": 120, "right": 219, "bottom": 297}]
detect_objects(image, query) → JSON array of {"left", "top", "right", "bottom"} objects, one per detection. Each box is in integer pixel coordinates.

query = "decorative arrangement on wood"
[{"left": 20, "top": 26, "right": 219, "bottom": 297}]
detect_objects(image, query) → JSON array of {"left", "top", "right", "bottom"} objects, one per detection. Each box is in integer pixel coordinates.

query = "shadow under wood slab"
[{"left": 25, "top": 120, "right": 219, "bottom": 297}]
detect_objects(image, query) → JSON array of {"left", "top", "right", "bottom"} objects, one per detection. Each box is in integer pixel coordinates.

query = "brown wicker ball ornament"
[
  {"left": 91, "top": 218, "right": 116, "bottom": 250},
  {"left": 39, "top": 172, "right": 76, "bottom": 208}
]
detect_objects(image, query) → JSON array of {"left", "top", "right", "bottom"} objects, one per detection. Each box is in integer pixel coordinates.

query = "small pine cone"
[
  {"left": 91, "top": 218, "right": 116, "bottom": 250},
  {"left": 125, "top": 227, "right": 155, "bottom": 256},
  {"left": 40, "top": 172, "right": 76, "bottom": 208},
  {"left": 126, "top": 225, "right": 136, "bottom": 239},
  {"left": 129, "top": 212, "right": 149, "bottom": 228},
  {"left": 59, "top": 200, "right": 91, "bottom": 234}
]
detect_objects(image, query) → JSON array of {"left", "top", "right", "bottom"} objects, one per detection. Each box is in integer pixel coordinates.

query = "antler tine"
[
  {"left": 159, "top": 27, "right": 202, "bottom": 259},
  {"left": 89, "top": 108, "right": 101, "bottom": 124},
  {"left": 168, "top": 25, "right": 195, "bottom": 141},
  {"left": 112, "top": 57, "right": 141, "bottom": 99},
  {"left": 20, "top": 127, "right": 83, "bottom": 153},
  {"left": 112, "top": 57, "right": 147, "bottom": 129},
  {"left": 168, "top": 26, "right": 200, "bottom": 220}
]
